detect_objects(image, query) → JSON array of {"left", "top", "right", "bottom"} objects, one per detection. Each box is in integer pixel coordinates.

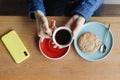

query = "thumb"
[
  {"left": 65, "top": 17, "right": 74, "bottom": 28},
  {"left": 50, "top": 19, "right": 57, "bottom": 30}
]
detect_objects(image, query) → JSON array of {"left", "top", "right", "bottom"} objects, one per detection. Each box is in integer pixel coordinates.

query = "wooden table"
[{"left": 0, "top": 16, "right": 120, "bottom": 80}]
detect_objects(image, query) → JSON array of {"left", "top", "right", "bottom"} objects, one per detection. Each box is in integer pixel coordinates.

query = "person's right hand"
[{"left": 34, "top": 10, "right": 52, "bottom": 38}]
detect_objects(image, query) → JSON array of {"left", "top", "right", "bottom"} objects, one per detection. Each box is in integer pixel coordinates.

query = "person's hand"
[
  {"left": 34, "top": 10, "right": 53, "bottom": 38},
  {"left": 65, "top": 14, "right": 85, "bottom": 38}
]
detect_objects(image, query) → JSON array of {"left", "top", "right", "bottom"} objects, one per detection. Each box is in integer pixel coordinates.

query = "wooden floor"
[{"left": 0, "top": 0, "right": 120, "bottom": 16}]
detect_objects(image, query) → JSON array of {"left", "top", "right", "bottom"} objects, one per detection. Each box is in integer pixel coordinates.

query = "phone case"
[{"left": 1, "top": 30, "right": 30, "bottom": 63}]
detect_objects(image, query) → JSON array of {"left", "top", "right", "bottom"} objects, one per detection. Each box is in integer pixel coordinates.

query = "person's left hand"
[{"left": 65, "top": 14, "right": 85, "bottom": 38}]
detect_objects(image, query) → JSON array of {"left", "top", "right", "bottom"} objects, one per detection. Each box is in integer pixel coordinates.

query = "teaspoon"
[{"left": 100, "top": 24, "right": 110, "bottom": 53}]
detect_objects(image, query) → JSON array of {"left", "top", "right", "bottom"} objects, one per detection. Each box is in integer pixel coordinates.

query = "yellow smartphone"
[{"left": 1, "top": 30, "right": 30, "bottom": 63}]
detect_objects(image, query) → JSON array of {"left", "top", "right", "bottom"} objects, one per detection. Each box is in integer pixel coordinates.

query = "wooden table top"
[{"left": 0, "top": 16, "right": 120, "bottom": 80}]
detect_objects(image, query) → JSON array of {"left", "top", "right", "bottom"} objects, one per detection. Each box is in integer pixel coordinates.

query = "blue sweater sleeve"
[
  {"left": 28, "top": 0, "right": 45, "bottom": 19},
  {"left": 72, "top": 0, "right": 103, "bottom": 21}
]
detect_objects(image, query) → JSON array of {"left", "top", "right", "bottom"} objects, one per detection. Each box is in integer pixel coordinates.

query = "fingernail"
[
  {"left": 53, "top": 45, "right": 58, "bottom": 48},
  {"left": 41, "top": 37, "right": 44, "bottom": 42}
]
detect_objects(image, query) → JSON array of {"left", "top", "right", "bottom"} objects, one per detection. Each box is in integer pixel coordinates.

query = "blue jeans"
[{"left": 43, "top": 0, "right": 102, "bottom": 16}]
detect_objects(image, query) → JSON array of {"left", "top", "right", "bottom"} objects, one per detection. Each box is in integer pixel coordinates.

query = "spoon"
[{"left": 100, "top": 24, "right": 110, "bottom": 53}]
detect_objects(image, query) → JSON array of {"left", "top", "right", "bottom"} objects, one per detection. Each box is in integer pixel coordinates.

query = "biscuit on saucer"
[{"left": 78, "top": 32, "right": 100, "bottom": 53}]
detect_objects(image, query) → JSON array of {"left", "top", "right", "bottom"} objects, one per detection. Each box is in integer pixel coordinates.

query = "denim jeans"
[{"left": 43, "top": 0, "right": 102, "bottom": 16}]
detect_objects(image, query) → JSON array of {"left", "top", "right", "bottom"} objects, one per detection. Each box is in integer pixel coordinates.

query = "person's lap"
[{"left": 44, "top": 0, "right": 102, "bottom": 16}]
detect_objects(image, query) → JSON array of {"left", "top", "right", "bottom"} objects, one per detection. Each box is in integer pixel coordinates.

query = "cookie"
[{"left": 78, "top": 32, "right": 100, "bottom": 53}]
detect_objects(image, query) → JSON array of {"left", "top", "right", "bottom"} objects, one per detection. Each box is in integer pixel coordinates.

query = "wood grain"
[
  {"left": 0, "top": 16, "right": 120, "bottom": 80},
  {"left": 103, "top": 4, "right": 120, "bottom": 16}
]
